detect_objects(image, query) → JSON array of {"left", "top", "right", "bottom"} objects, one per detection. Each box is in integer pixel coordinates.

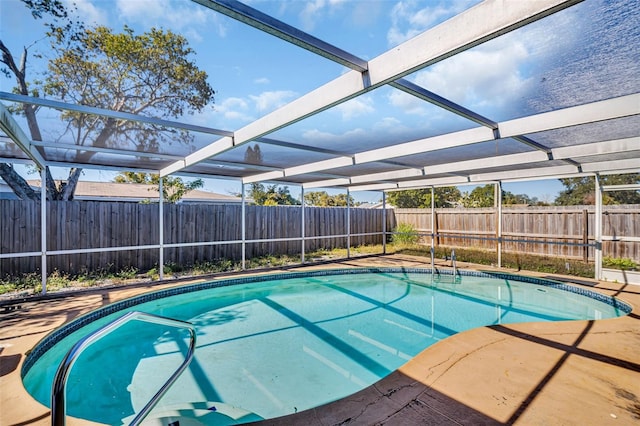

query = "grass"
[{"left": 0, "top": 243, "right": 624, "bottom": 297}]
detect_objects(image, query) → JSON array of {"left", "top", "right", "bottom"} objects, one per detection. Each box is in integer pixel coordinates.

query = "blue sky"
[{"left": 0, "top": 0, "right": 581, "bottom": 202}]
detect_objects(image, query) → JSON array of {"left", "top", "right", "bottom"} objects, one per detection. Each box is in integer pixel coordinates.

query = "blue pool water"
[{"left": 22, "top": 269, "right": 630, "bottom": 425}]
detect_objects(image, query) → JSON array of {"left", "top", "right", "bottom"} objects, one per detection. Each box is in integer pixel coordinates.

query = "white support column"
[
  {"left": 595, "top": 174, "right": 603, "bottom": 280},
  {"left": 346, "top": 188, "right": 351, "bottom": 258},
  {"left": 40, "top": 167, "right": 47, "bottom": 294},
  {"left": 158, "top": 178, "right": 164, "bottom": 281},
  {"left": 242, "top": 183, "right": 246, "bottom": 270},
  {"left": 301, "top": 186, "right": 305, "bottom": 264},
  {"left": 382, "top": 191, "right": 387, "bottom": 255},
  {"left": 431, "top": 186, "right": 435, "bottom": 273},
  {"left": 496, "top": 182, "right": 502, "bottom": 268}
]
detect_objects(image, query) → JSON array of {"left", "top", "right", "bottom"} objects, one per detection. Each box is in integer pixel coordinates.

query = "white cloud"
[
  {"left": 62, "top": 0, "right": 108, "bottom": 26},
  {"left": 350, "top": 0, "right": 383, "bottom": 28},
  {"left": 254, "top": 77, "right": 270, "bottom": 85},
  {"left": 214, "top": 97, "right": 253, "bottom": 123},
  {"left": 197, "top": 90, "right": 299, "bottom": 126},
  {"left": 302, "top": 127, "right": 368, "bottom": 143},
  {"left": 390, "top": 39, "right": 531, "bottom": 113},
  {"left": 388, "top": 91, "right": 428, "bottom": 116},
  {"left": 300, "top": 0, "right": 326, "bottom": 31},
  {"left": 115, "top": 0, "right": 224, "bottom": 36},
  {"left": 299, "top": 0, "right": 348, "bottom": 31},
  {"left": 387, "top": 0, "right": 478, "bottom": 46},
  {"left": 335, "top": 96, "right": 374, "bottom": 120},
  {"left": 250, "top": 90, "right": 297, "bottom": 112},
  {"left": 116, "top": 0, "right": 163, "bottom": 21},
  {"left": 373, "top": 117, "right": 406, "bottom": 133}
]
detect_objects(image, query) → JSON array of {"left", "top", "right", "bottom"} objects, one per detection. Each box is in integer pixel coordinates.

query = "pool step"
[
  {"left": 120, "top": 401, "right": 263, "bottom": 426},
  {"left": 433, "top": 273, "right": 461, "bottom": 284}
]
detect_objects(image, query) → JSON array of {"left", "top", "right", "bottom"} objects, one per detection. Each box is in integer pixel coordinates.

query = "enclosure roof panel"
[{"left": 0, "top": 0, "right": 638, "bottom": 192}]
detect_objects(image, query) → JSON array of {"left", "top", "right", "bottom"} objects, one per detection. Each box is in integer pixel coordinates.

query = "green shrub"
[
  {"left": 603, "top": 256, "right": 638, "bottom": 270},
  {"left": 392, "top": 223, "right": 420, "bottom": 246},
  {"left": 116, "top": 266, "right": 139, "bottom": 280}
]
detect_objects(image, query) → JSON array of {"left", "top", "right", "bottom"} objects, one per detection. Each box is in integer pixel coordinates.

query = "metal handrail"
[
  {"left": 51, "top": 311, "right": 197, "bottom": 426},
  {"left": 451, "top": 249, "right": 457, "bottom": 276}
]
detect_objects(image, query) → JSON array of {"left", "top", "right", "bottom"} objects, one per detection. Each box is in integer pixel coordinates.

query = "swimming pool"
[{"left": 22, "top": 268, "right": 630, "bottom": 425}]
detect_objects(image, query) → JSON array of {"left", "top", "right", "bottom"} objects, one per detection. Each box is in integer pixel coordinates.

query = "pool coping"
[{"left": 1, "top": 254, "right": 639, "bottom": 426}]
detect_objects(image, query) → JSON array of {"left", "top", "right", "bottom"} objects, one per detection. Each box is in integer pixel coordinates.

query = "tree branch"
[{"left": 0, "top": 164, "right": 39, "bottom": 200}]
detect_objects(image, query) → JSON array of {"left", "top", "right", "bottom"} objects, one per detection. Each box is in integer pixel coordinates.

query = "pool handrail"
[
  {"left": 452, "top": 249, "right": 457, "bottom": 276},
  {"left": 51, "top": 310, "right": 197, "bottom": 426}
]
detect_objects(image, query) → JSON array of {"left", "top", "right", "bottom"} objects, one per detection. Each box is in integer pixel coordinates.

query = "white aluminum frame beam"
[
  {"left": 390, "top": 79, "right": 498, "bottom": 129},
  {"left": 0, "top": 102, "right": 46, "bottom": 168},
  {"left": 581, "top": 158, "right": 640, "bottom": 174},
  {"left": 396, "top": 176, "right": 472, "bottom": 189},
  {"left": 469, "top": 164, "right": 579, "bottom": 182},
  {"left": 0, "top": 92, "right": 232, "bottom": 137},
  {"left": 0, "top": 157, "right": 33, "bottom": 165},
  {"left": 551, "top": 137, "right": 639, "bottom": 159},
  {"left": 350, "top": 168, "right": 425, "bottom": 184},
  {"left": 602, "top": 183, "right": 640, "bottom": 191},
  {"left": 348, "top": 183, "right": 399, "bottom": 192},
  {"left": 166, "top": 0, "right": 580, "bottom": 176},
  {"left": 44, "top": 161, "right": 159, "bottom": 174},
  {"left": 29, "top": 140, "right": 184, "bottom": 161},
  {"left": 199, "top": 158, "right": 283, "bottom": 173},
  {"left": 501, "top": 94, "right": 640, "bottom": 138},
  {"left": 162, "top": 136, "right": 234, "bottom": 176},
  {"left": 424, "top": 151, "right": 549, "bottom": 176},
  {"left": 304, "top": 178, "right": 351, "bottom": 189},
  {"left": 243, "top": 156, "right": 354, "bottom": 184}
]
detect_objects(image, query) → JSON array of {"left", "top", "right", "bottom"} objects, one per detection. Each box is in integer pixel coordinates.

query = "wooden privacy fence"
[
  {"left": 2, "top": 201, "right": 638, "bottom": 277},
  {"left": 0, "top": 201, "right": 391, "bottom": 276},
  {"left": 393, "top": 205, "right": 640, "bottom": 261}
]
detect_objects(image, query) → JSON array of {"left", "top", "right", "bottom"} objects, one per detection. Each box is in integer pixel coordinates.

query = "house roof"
[{"left": 0, "top": 180, "right": 241, "bottom": 203}]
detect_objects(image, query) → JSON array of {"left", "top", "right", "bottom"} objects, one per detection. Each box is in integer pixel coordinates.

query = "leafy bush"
[
  {"left": 603, "top": 256, "right": 638, "bottom": 270},
  {"left": 392, "top": 223, "right": 420, "bottom": 246},
  {"left": 116, "top": 266, "right": 139, "bottom": 279}
]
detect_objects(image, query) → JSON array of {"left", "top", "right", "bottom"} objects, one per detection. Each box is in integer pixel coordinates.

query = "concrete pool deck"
[{"left": 1, "top": 254, "right": 638, "bottom": 425}]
